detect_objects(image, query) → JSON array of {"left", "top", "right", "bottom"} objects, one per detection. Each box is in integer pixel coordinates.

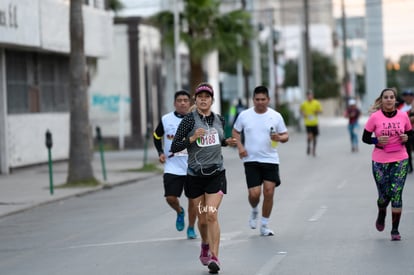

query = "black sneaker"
[
  {"left": 207, "top": 256, "right": 220, "bottom": 274},
  {"left": 391, "top": 229, "right": 401, "bottom": 241}
]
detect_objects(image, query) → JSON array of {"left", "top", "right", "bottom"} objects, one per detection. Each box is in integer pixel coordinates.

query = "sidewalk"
[{"left": 0, "top": 147, "right": 161, "bottom": 218}]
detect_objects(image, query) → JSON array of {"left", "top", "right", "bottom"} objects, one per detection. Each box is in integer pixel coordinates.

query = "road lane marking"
[
  {"left": 64, "top": 237, "right": 186, "bottom": 249},
  {"left": 220, "top": 230, "right": 243, "bottom": 240},
  {"left": 254, "top": 252, "right": 287, "bottom": 275},
  {"left": 221, "top": 239, "right": 248, "bottom": 248},
  {"left": 308, "top": 205, "right": 327, "bottom": 222},
  {"left": 64, "top": 231, "right": 244, "bottom": 250},
  {"left": 337, "top": 179, "right": 347, "bottom": 189}
]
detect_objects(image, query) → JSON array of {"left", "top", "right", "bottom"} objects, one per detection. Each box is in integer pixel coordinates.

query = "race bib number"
[{"left": 196, "top": 129, "right": 220, "bottom": 147}]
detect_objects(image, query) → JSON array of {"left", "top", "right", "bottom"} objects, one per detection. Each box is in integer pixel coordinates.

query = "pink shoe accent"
[
  {"left": 199, "top": 244, "right": 211, "bottom": 266},
  {"left": 391, "top": 233, "right": 401, "bottom": 241},
  {"left": 375, "top": 221, "right": 384, "bottom": 232}
]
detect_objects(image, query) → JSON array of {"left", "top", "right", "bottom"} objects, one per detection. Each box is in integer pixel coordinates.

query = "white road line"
[
  {"left": 308, "top": 205, "right": 327, "bottom": 222},
  {"left": 337, "top": 179, "right": 347, "bottom": 189},
  {"left": 220, "top": 230, "right": 243, "bottom": 240},
  {"left": 220, "top": 239, "right": 247, "bottom": 248},
  {"left": 64, "top": 236, "right": 186, "bottom": 249},
  {"left": 254, "top": 252, "right": 287, "bottom": 275},
  {"left": 64, "top": 231, "right": 243, "bottom": 250}
]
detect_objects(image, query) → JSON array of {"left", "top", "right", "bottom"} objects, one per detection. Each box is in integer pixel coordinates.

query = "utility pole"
[
  {"left": 364, "top": 0, "right": 386, "bottom": 111},
  {"left": 267, "top": 9, "right": 277, "bottom": 107},
  {"left": 174, "top": 0, "right": 181, "bottom": 90},
  {"left": 237, "top": 0, "right": 244, "bottom": 103},
  {"left": 247, "top": 0, "right": 262, "bottom": 87},
  {"left": 303, "top": 0, "right": 312, "bottom": 94},
  {"left": 341, "top": 0, "right": 350, "bottom": 101},
  {"left": 241, "top": 0, "right": 250, "bottom": 107}
]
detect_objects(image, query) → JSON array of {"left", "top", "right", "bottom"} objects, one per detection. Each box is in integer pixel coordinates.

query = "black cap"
[{"left": 402, "top": 89, "right": 414, "bottom": 96}]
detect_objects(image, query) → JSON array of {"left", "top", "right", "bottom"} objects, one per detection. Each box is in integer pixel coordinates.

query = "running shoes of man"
[
  {"left": 187, "top": 226, "right": 197, "bottom": 239},
  {"left": 391, "top": 229, "right": 401, "bottom": 241},
  {"left": 176, "top": 207, "right": 185, "bottom": 231},
  {"left": 249, "top": 209, "right": 258, "bottom": 229},
  {"left": 260, "top": 224, "right": 274, "bottom": 236},
  {"left": 207, "top": 256, "right": 220, "bottom": 274},
  {"left": 199, "top": 243, "right": 211, "bottom": 266}
]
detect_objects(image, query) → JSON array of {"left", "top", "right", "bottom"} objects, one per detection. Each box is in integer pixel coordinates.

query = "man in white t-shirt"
[
  {"left": 398, "top": 89, "right": 414, "bottom": 113},
  {"left": 153, "top": 90, "right": 197, "bottom": 239},
  {"left": 232, "top": 86, "right": 289, "bottom": 236}
]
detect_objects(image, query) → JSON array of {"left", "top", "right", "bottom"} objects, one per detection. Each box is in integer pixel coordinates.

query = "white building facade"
[
  {"left": 88, "top": 18, "right": 165, "bottom": 150},
  {"left": 0, "top": 0, "right": 113, "bottom": 174}
]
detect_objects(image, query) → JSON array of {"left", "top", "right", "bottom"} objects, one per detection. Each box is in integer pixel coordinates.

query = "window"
[
  {"left": 39, "top": 57, "right": 69, "bottom": 112},
  {"left": 6, "top": 50, "right": 70, "bottom": 114},
  {"left": 6, "top": 51, "right": 29, "bottom": 113}
]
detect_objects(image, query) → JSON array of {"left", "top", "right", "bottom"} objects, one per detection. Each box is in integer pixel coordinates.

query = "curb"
[{"left": 0, "top": 172, "right": 160, "bottom": 219}]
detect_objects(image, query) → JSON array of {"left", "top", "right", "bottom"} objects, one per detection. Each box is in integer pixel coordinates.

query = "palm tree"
[
  {"left": 67, "top": 0, "right": 96, "bottom": 184},
  {"left": 150, "top": 0, "right": 254, "bottom": 93}
]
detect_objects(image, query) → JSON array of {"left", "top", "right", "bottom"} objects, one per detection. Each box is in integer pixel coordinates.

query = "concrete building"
[
  {"left": 335, "top": 16, "right": 366, "bottom": 99},
  {"left": 88, "top": 17, "right": 170, "bottom": 150},
  {"left": 88, "top": 0, "right": 338, "bottom": 150},
  {"left": 0, "top": 0, "right": 113, "bottom": 174}
]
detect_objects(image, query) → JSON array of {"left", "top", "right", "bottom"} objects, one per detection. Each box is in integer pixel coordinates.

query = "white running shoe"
[
  {"left": 249, "top": 210, "right": 258, "bottom": 229},
  {"left": 260, "top": 224, "right": 274, "bottom": 236}
]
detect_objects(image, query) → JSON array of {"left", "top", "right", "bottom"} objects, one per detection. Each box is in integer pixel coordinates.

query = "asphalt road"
[{"left": 1, "top": 119, "right": 414, "bottom": 275}]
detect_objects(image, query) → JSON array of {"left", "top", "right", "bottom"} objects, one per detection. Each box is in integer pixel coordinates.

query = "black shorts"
[
  {"left": 163, "top": 173, "right": 186, "bottom": 197},
  {"left": 185, "top": 170, "right": 227, "bottom": 199},
  {"left": 244, "top": 162, "right": 281, "bottom": 188},
  {"left": 305, "top": 126, "right": 319, "bottom": 136}
]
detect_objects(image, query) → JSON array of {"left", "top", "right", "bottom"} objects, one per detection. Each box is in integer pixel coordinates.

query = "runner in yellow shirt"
[{"left": 300, "top": 91, "right": 323, "bottom": 156}]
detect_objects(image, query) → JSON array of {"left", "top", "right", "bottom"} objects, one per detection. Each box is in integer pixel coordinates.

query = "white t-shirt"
[
  {"left": 162, "top": 112, "right": 188, "bottom": 175},
  {"left": 233, "top": 107, "right": 287, "bottom": 164},
  {"left": 400, "top": 103, "right": 412, "bottom": 113}
]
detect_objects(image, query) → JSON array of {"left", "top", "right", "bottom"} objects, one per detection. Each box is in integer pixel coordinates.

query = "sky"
[
  {"left": 120, "top": 0, "right": 414, "bottom": 61},
  {"left": 332, "top": 0, "right": 414, "bottom": 61},
  {"left": 119, "top": 0, "right": 162, "bottom": 17}
]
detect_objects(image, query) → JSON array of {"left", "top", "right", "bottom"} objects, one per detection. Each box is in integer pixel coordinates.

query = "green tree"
[
  {"left": 282, "top": 50, "right": 340, "bottom": 99},
  {"left": 67, "top": 0, "right": 97, "bottom": 185},
  {"left": 282, "top": 59, "right": 299, "bottom": 87},
  {"left": 312, "top": 51, "right": 340, "bottom": 98},
  {"left": 385, "top": 59, "right": 400, "bottom": 91},
  {"left": 149, "top": 0, "right": 254, "bottom": 94},
  {"left": 355, "top": 72, "right": 365, "bottom": 98},
  {"left": 107, "top": 0, "right": 123, "bottom": 12},
  {"left": 396, "top": 55, "right": 414, "bottom": 89}
]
